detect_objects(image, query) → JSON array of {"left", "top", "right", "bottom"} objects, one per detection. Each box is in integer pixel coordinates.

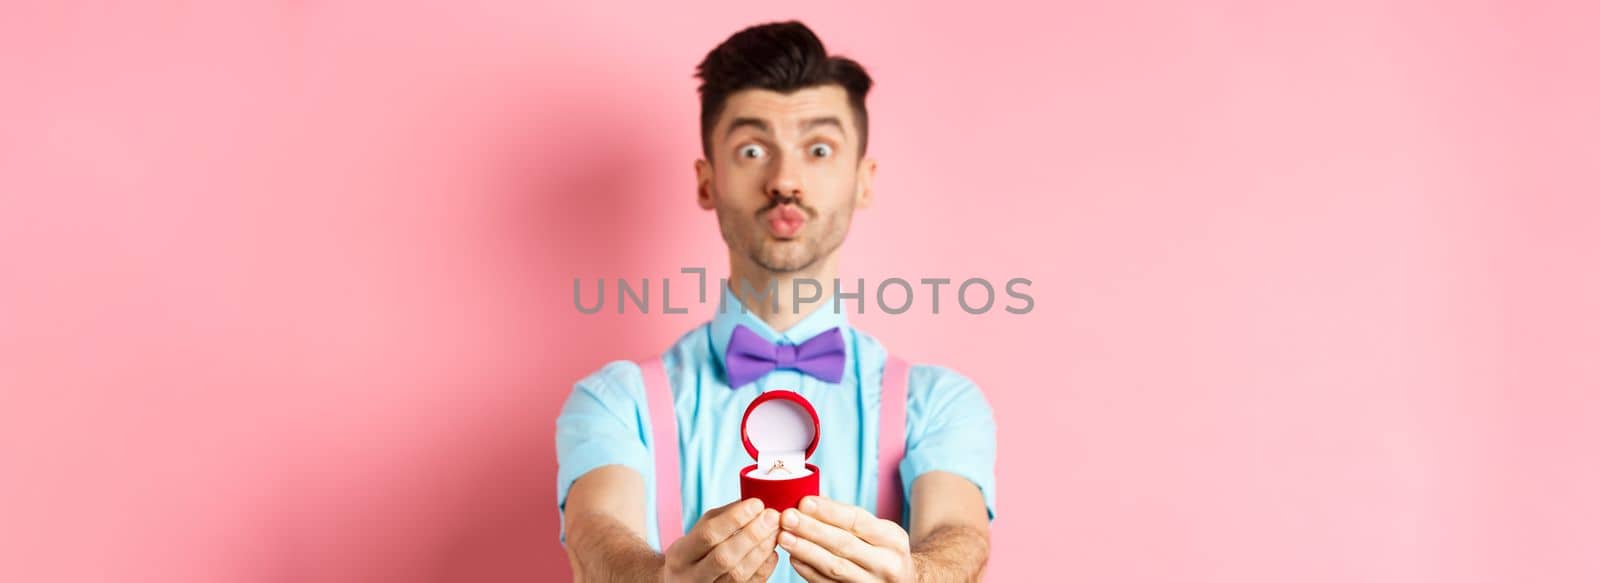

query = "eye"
[
  {"left": 738, "top": 144, "right": 767, "bottom": 159},
  {"left": 809, "top": 143, "right": 833, "bottom": 158}
]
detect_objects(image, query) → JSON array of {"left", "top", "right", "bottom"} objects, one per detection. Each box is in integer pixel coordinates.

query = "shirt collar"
[{"left": 710, "top": 282, "right": 852, "bottom": 374}]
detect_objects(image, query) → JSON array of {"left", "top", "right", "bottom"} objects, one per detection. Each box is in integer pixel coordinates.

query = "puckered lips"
[{"left": 765, "top": 204, "right": 807, "bottom": 239}]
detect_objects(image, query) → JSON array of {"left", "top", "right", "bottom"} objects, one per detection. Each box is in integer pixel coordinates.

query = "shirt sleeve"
[
  {"left": 899, "top": 364, "right": 998, "bottom": 522},
  {"left": 555, "top": 359, "right": 654, "bottom": 544}
]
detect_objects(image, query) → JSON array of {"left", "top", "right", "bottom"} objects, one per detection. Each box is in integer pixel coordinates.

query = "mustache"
[{"left": 756, "top": 195, "right": 818, "bottom": 218}]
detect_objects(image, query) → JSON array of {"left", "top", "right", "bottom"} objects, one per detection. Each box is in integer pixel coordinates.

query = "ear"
[
  {"left": 854, "top": 156, "right": 878, "bottom": 209},
  {"left": 694, "top": 158, "right": 715, "bottom": 210}
]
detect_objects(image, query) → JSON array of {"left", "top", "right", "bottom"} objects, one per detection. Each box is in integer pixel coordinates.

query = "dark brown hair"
[{"left": 694, "top": 21, "right": 874, "bottom": 159}]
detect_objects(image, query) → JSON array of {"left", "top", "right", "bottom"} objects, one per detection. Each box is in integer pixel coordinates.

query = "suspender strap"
[
  {"left": 877, "top": 356, "right": 910, "bottom": 524},
  {"left": 639, "top": 357, "right": 683, "bottom": 550}
]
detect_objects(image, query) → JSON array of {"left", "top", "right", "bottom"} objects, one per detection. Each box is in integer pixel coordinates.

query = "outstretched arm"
[
  {"left": 562, "top": 465, "right": 662, "bottom": 582},
  {"left": 906, "top": 470, "right": 990, "bottom": 582},
  {"left": 565, "top": 465, "right": 783, "bottom": 582}
]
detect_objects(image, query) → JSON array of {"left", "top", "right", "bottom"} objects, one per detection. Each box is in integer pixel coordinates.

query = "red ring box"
[{"left": 739, "top": 390, "right": 820, "bottom": 512}]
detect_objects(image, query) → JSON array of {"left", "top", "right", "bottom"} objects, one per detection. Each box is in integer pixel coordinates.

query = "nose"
[{"left": 764, "top": 151, "right": 803, "bottom": 202}]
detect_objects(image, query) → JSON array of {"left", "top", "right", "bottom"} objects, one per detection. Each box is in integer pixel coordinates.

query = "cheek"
[
  {"left": 720, "top": 165, "right": 750, "bottom": 183},
  {"left": 807, "top": 166, "right": 857, "bottom": 200},
  {"left": 712, "top": 175, "right": 763, "bottom": 216},
  {"left": 715, "top": 165, "right": 763, "bottom": 195}
]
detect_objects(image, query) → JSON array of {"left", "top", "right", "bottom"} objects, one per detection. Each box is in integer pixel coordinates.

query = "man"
[{"left": 556, "top": 21, "right": 996, "bottom": 582}]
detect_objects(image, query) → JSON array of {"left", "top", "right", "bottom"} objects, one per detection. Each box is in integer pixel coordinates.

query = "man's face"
[{"left": 696, "top": 85, "right": 875, "bottom": 274}]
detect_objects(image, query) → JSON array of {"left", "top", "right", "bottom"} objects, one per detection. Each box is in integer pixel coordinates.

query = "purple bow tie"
[{"left": 724, "top": 325, "right": 846, "bottom": 388}]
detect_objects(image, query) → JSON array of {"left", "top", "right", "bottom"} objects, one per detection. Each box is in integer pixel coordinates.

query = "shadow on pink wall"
[{"left": 250, "top": 93, "right": 688, "bottom": 582}]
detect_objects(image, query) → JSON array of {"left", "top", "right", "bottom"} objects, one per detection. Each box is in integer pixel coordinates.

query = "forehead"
[{"left": 715, "top": 85, "right": 854, "bottom": 138}]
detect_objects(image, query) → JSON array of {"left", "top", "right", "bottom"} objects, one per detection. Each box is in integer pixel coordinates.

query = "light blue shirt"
[{"left": 556, "top": 285, "right": 997, "bottom": 581}]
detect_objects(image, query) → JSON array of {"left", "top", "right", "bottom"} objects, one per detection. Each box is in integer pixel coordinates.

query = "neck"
[{"left": 727, "top": 251, "right": 840, "bottom": 333}]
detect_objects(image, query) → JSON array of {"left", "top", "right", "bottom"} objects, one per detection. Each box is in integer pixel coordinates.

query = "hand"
[
  {"left": 662, "top": 497, "right": 782, "bottom": 583},
  {"left": 778, "top": 496, "right": 915, "bottom": 583}
]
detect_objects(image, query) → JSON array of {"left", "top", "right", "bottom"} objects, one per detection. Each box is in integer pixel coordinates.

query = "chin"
[{"left": 755, "top": 251, "right": 815, "bottom": 273}]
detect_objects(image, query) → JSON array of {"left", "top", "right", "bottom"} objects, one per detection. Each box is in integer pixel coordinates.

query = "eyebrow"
[
  {"left": 723, "top": 116, "right": 847, "bottom": 139},
  {"left": 724, "top": 117, "right": 770, "bottom": 139},
  {"left": 801, "top": 116, "right": 844, "bottom": 134}
]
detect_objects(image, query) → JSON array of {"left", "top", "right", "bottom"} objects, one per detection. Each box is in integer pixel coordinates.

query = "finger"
[
  {"left": 746, "top": 549, "right": 779, "bottom": 583},
  {"left": 677, "top": 498, "right": 765, "bottom": 562},
  {"left": 729, "top": 528, "right": 778, "bottom": 582},
  {"left": 700, "top": 509, "right": 779, "bottom": 580},
  {"left": 701, "top": 501, "right": 732, "bottom": 520},
  {"left": 779, "top": 530, "right": 870, "bottom": 582},
  {"left": 798, "top": 495, "right": 908, "bottom": 549},
  {"left": 782, "top": 507, "right": 879, "bottom": 569},
  {"left": 788, "top": 548, "right": 842, "bottom": 583},
  {"left": 700, "top": 495, "right": 754, "bottom": 521}
]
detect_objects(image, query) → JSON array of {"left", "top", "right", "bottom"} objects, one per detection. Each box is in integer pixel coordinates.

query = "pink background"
[{"left": 3, "top": 1, "right": 1597, "bottom": 581}]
